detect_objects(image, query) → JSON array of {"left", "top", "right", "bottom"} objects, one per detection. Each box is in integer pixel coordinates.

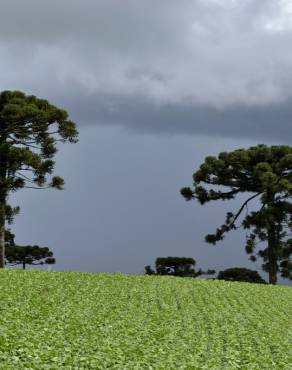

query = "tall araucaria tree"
[
  {"left": 181, "top": 145, "right": 292, "bottom": 284},
  {"left": 0, "top": 91, "right": 78, "bottom": 268}
]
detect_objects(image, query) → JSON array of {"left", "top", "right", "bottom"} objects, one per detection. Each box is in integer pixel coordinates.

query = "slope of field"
[{"left": 0, "top": 270, "right": 291, "bottom": 369}]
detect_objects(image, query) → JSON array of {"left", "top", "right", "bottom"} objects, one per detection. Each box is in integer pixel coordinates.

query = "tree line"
[{"left": 144, "top": 257, "right": 266, "bottom": 284}]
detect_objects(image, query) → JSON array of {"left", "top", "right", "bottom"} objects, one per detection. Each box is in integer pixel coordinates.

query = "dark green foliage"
[
  {"left": 181, "top": 145, "right": 292, "bottom": 284},
  {"left": 0, "top": 90, "right": 78, "bottom": 267},
  {"left": 4, "top": 229, "right": 15, "bottom": 246},
  {"left": 217, "top": 267, "right": 266, "bottom": 284},
  {"left": 5, "top": 245, "right": 55, "bottom": 269},
  {"left": 4, "top": 229, "right": 55, "bottom": 269},
  {"left": 0, "top": 90, "right": 78, "bottom": 193},
  {"left": 156, "top": 257, "right": 197, "bottom": 277},
  {"left": 144, "top": 265, "right": 155, "bottom": 275},
  {"left": 145, "top": 256, "right": 215, "bottom": 277}
]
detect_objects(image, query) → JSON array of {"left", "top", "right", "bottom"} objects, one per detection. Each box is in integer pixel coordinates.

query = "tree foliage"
[
  {"left": 181, "top": 145, "right": 292, "bottom": 284},
  {"left": 0, "top": 91, "right": 78, "bottom": 267},
  {"left": 145, "top": 256, "right": 215, "bottom": 277},
  {"left": 4, "top": 229, "right": 55, "bottom": 269},
  {"left": 217, "top": 267, "right": 266, "bottom": 284},
  {"left": 6, "top": 245, "right": 55, "bottom": 270}
]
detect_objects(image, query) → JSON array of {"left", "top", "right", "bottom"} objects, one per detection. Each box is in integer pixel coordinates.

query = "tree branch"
[
  {"left": 16, "top": 172, "right": 34, "bottom": 182},
  {"left": 229, "top": 192, "right": 262, "bottom": 229},
  {"left": 23, "top": 186, "right": 50, "bottom": 190}
]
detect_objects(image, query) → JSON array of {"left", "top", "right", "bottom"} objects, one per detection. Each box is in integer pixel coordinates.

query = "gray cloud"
[
  {"left": 1, "top": 0, "right": 292, "bottom": 138},
  {"left": 55, "top": 90, "right": 292, "bottom": 141}
]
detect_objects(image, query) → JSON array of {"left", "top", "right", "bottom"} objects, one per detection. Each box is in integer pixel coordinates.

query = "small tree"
[
  {"left": 0, "top": 91, "right": 78, "bottom": 267},
  {"left": 217, "top": 267, "right": 266, "bottom": 284},
  {"left": 4, "top": 229, "right": 55, "bottom": 269},
  {"left": 181, "top": 145, "right": 292, "bottom": 284},
  {"left": 145, "top": 257, "right": 215, "bottom": 277},
  {"left": 6, "top": 245, "right": 55, "bottom": 270}
]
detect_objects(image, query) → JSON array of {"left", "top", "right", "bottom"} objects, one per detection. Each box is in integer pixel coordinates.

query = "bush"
[{"left": 217, "top": 267, "right": 266, "bottom": 284}]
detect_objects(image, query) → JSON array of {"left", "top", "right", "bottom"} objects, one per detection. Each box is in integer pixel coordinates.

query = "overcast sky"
[{"left": 1, "top": 0, "right": 292, "bottom": 283}]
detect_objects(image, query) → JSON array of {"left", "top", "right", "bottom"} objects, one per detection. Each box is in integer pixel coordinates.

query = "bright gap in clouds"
[{"left": 264, "top": 0, "right": 292, "bottom": 31}]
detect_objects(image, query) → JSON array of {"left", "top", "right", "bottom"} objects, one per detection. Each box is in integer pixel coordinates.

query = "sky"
[{"left": 1, "top": 0, "right": 292, "bottom": 283}]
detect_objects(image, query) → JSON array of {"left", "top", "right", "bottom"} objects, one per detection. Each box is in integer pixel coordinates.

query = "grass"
[{"left": 0, "top": 270, "right": 291, "bottom": 369}]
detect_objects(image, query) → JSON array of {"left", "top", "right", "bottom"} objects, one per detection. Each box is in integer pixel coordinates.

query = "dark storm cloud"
[
  {"left": 57, "top": 91, "right": 292, "bottom": 141},
  {"left": 1, "top": 0, "right": 292, "bottom": 139}
]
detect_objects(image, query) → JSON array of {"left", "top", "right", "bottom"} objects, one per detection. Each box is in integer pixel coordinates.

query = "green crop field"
[{"left": 0, "top": 270, "right": 291, "bottom": 369}]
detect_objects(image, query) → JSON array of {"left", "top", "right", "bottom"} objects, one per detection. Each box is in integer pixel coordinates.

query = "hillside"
[{"left": 0, "top": 270, "right": 291, "bottom": 369}]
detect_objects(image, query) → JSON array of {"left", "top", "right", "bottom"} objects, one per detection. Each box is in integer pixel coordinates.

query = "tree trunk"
[
  {"left": 0, "top": 135, "right": 7, "bottom": 268},
  {"left": 0, "top": 193, "right": 7, "bottom": 269},
  {"left": 267, "top": 192, "right": 278, "bottom": 284},
  {"left": 0, "top": 137, "right": 7, "bottom": 269},
  {"left": 267, "top": 228, "right": 278, "bottom": 284},
  {"left": 0, "top": 194, "right": 6, "bottom": 268},
  {"left": 22, "top": 261, "right": 26, "bottom": 270},
  {"left": 0, "top": 219, "right": 4, "bottom": 269}
]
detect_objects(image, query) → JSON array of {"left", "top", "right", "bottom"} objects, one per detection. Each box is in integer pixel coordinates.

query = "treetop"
[{"left": 182, "top": 144, "right": 292, "bottom": 205}]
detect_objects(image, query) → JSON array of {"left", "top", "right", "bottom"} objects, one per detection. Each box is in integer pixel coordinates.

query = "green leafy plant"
[{"left": 0, "top": 270, "right": 290, "bottom": 368}]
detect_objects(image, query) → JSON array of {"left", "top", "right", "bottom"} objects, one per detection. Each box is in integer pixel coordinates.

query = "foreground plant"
[{"left": 0, "top": 271, "right": 290, "bottom": 368}]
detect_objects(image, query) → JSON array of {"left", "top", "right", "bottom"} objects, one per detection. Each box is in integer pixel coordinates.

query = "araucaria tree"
[
  {"left": 6, "top": 245, "right": 55, "bottom": 270},
  {"left": 181, "top": 145, "right": 292, "bottom": 284},
  {"left": 4, "top": 229, "right": 55, "bottom": 269},
  {"left": 0, "top": 91, "right": 78, "bottom": 268}
]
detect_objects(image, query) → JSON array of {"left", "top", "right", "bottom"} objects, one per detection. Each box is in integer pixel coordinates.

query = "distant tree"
[
  {"left": 155, "top": 257, "right": 198, "bottom": 277},
  {"left": 217, "top": 267, "right": 266, "bottom": 284},
  {"left": 0, "top": 91, "right": 78, "bottom": 268},
  {"left": 4, "top": 229, "right": 55, "bottom": 269},
  {"left": 181, "top": 145, "right": 292, "bottom": 284},
  {"left": 145, "top": 257, "right": 215, "bottom": 277},
  {"left": 6, "top": 245, "right": 55, "bottom": 270},
  {"left": 144, "top": 265, "right": 155, "bottom": 275}
]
